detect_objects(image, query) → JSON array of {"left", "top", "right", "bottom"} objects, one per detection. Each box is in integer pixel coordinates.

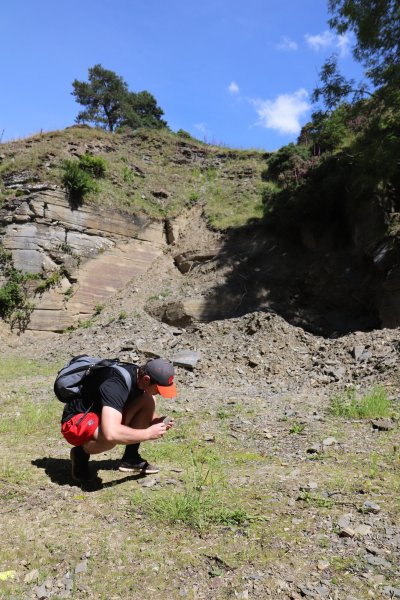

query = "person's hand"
[
  {"left": 146, "top": 423, "right": 167, "bottom": 440},
  {"left": 152, "top": 416, "right": 175, "bottom": 430},
  {"left": 164, "top": 417, "right": 174, "bottom": 430}
]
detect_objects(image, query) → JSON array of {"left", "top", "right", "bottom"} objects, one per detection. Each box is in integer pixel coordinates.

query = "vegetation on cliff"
[
  {"left": 262, "top": 0, "right": 400, "bottom": 240},
  {"left": 0, "top": 126, "right": 264, "bottom": 227}
]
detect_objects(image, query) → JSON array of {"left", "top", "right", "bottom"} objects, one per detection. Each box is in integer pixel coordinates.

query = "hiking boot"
[
  {"left": 70, "top": 446, "right": 92, "bottom": 482},
  {"left": 119, "top": 457, "right": 159, "bottom": 474}
]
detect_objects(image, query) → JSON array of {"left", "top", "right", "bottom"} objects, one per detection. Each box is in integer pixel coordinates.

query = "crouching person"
[{"left": 60, "top": 358, "right": 176, "bottom": 483}]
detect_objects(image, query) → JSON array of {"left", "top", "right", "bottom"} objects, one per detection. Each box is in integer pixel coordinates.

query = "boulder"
[{"left": 174, "top": 249, "right": 220, "bottom": 274}]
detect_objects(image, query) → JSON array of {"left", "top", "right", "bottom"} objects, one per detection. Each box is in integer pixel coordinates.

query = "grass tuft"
[
  {"left": 330, "top": 385, "right": 392, "bottom": 419},
  {"left": 132, "top": 454, "right": 264, "bottom": 530}
]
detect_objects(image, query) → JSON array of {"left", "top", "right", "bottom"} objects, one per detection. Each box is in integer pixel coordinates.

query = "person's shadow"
[{"left": 32, "top": 457, "right": 144, "bottom": 491}]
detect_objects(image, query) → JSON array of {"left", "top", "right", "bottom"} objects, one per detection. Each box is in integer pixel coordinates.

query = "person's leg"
[
  {"left": 83, "top": 432, "right": 116, "bottom": 455},
  {"left": 82, "top": 393, "right": 155, "bottom": 455},
  {"left": 70, "top": 429, "right": 117, "bottom": 482},
  {"left": 65, "top": 395, "right": 158, "bottom": 480},
  {"left": 124, "top": 391, "right": 156, "bottom": 428},
  {"left": 119, "top": 393, "right": 159, "bottom": 473},
  {"left": 70, "top": 445, "right": 92, "bottom": 482},
  {"left": 62, "top": 412, "right": 103, "bottom": 482}
]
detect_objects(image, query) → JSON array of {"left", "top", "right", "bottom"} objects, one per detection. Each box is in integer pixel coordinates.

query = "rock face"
[
  {"left": 0, "top": 189, "right": 165, "bottom": 331},
  {"left": 28, "top": 239, "right": 163, "bottom": 331},
  {"left": 1, "top": 127, "right": 400, "bottom": 336}
]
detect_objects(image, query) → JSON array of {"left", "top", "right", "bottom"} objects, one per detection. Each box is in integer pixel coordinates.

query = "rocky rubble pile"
[
  {"left": 4, "top": 201, "right": 399, "bottom": 397},
  {"left": 41, "top": 303, "right": 400, "bottom": 397}
]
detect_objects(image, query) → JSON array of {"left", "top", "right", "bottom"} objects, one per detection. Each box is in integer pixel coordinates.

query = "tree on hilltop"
[
  {"left": 72, "top": 64, "right": 167, "bottom": 132},
  {"left": 123, "top": 91, "right": 166, "bottom": 129}
]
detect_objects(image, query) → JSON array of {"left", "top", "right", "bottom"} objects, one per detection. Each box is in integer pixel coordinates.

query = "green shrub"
[
  {"left": 289, "top": 421, "right": 305, "bottom": 434},
  {"left": 0, "top": 246, "right": 72, "bottom": 331},
  {"left": 176, "top": 129, "right": 193, "bottom": 139},
  {"left": 62, "top": 159, "right": 99, "bottom": 201},
  {"left": 263, "top": 143, "right": 312, "bottom": 183},
  {"left": 9, "top": 302, "right": 35, "bottom": 332},
  {"left": 122, "top": 165, "right": 134, "bottom": 182},
  {"left": 78, "top": 153, "right": 107, "bottom": 178},
  {"left": 0, "top": 245, "right": 14, "bottom": 278},
  {"left": 78, "top": 317, "right": 95, "bottom": 329},
  {"left": 58, "top": 242, "right": 74, "bottom": 255},
  {"left": 34, "top": 269, "right": 66, "bottom": 296},
  {"left": 187, "top": 191, "right": 199, "bottom": 205},
  {"left": 64, "top": 286, "right": 74, "bottom": 299},
  {"left": 0, "top": 246, "right": 38, "bottom": 331},
  {"left": 0, "top": 277, "right": 36, "bottom": 332},
  {"left": 298, "top": 104, "right": 357, "bottom": 154},
  {"left": 0, "top": 280, "right": 25, "bottom": 319}
]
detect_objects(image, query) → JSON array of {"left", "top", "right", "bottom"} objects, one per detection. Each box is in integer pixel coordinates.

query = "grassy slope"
[{"left": 0, "top": 126, "right": 265, "bottom": 230}]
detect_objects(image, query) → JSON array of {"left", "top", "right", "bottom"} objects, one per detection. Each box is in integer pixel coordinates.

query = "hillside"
[
  {"left": 0, "top": 126, "right": 399, "bottom": 600},
  {"left": 1, "top": 125, "right": 400, "bottom": 337},
  {"left": 0, "top": 126, "right": 265, "bottom": 227},
  {"left": 0, "top": 127, "right": 267, "bottom": 333}
]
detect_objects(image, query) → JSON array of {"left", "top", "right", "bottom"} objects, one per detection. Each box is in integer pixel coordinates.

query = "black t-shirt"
[{"left": 61, "top": 363, "right": 143, "bottom": 424}]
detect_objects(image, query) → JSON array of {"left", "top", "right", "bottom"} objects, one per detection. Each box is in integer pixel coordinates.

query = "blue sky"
[{"left": 1, "top": 0, "right": 362, "bottom": 150}]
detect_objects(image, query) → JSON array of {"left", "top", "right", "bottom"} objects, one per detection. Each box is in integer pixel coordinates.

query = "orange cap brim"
[{"left": 157, "top": 383, "right": 177, "bottom": 398}]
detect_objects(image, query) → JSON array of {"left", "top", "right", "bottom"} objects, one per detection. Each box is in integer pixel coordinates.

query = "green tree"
[
  {"left": 312, "top": 56, "right": 361, "bottom": 109},
  {"left": 298, "top": 103, "right": 363, "bottom": 153},
  {"left": 314, "top": 0, "right": 400, "bottom": 108},
  {"left": 328, "top": 0, "right": 400, "bottom": 86},
  {"left": 262, "top": 143, "right": 313, "bottom": 185},
  {"left": 122, "top": 91, "right": 167, "bottom": 130},
  {"left": 72, "top": 65, "right": 128, "bottom": 132},
  {"left": 72, "top": 65, "right": 167, "bottom": 132},
  {"left": 263, "top": 1, "right": 400, "bottom": 234}
]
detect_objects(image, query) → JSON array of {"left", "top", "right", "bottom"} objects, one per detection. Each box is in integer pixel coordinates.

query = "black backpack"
[{"left": 54, "top": 355, "right": 133, "bottom": 402}]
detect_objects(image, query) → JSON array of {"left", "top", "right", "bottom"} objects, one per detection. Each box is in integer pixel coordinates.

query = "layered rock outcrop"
[{"left": 0, "top": 187, "right": 165, "bottom": 331}]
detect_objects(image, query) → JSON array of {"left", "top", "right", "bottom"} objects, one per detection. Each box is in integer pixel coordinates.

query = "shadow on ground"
[
  {"left": 199, "top": 221, "right": 382, "bottom": 336},
  {"left": 32, "top": 457, "right": 144, "bottom": 491}
]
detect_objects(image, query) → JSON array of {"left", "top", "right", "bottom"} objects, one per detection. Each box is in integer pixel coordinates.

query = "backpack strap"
[
  {"left": 113, "top": 364, "right": 132, "bottom": 391},
  {"left": 75, "top": 362, "right": 133, "bottom": 426}
]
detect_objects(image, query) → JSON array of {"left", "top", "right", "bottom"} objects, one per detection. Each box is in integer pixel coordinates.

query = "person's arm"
[{"left": 100, "top": 406, "right": 167, "bottom": 444}]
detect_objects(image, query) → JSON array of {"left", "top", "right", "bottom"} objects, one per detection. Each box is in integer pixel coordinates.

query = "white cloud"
[
  {"left": 252, "top": 89, "right": 311, "bottom": 135},
  {"left": 195, "top": 122, "right": 207, "bottom": 134},
  {"left": 305, "top": 30, "right": 335, "bottom": 51},
  {"left": 336, "top": 32, "right": 352, "bottom": 57},
  {"left": 276, "top": 36, "right": 298, "bottom": 51},
  {"left": 305, "top": 30, "right": 352, "bottom": 57},
  {"left": 194, "top": 122, "right": 212, "bottom": 140},
  {"left": 228, "top": 81, "right": 240, "bottom": 94}
]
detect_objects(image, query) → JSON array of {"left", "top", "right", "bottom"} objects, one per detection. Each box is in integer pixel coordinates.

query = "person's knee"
[
  {"left": 137, "top": 392, "right": 156, "bottom": 411},
  {"left": 144, "top": 392, "right": 156, "bottom": 413},
  {"left": 83, "top": 440, "right": 116, "bottom": 454},
  {"left": 124, "top": 394, "right": 155, "bottom": 425}
]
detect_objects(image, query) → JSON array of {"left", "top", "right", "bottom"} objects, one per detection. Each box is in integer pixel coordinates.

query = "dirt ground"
[{"left": 1, "top": 210, "right": 399, "bottom": 600}]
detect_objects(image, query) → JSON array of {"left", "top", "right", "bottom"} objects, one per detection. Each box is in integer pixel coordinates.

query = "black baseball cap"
[{"left": 143, "top": 358, "right": 177, "bottom": 398}]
